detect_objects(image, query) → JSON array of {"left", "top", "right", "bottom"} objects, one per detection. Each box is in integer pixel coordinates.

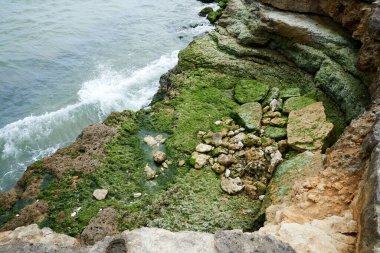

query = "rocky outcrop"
[{"left": 0, "top": 227, "right": 296, "bottom": 253}]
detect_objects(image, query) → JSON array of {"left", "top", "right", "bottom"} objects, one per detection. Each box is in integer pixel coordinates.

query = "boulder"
[
  {"left": 93, "top": 189, "right": 108, "bottom": 201},
  {"left": 191, "top": 152, "right": 210, "bottom": 169},
  {"left": 153, "top": 151, "right": 166, "bottom": 164},
  {"left": 287, "top": 102, "right": 333, "bottom": 151},
  {"left": 237, "top": 102, "right": 262, "bottom": 132},
  {"left": 217, "top": 154, "right": 236, "bottom": 167},
  {"left": 234, "top": 80, "right": 269, "bottom": 104},
  {"left": 283, "top": 96, "right": 316, "bottom": 114},
  {"left": 221, "top": 177, "right": 244, "bottom": 194},
  {"left": 196, "top": 144, "right": 213, "bottom": 153}
]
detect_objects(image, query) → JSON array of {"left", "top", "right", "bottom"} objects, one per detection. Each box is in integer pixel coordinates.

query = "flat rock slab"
[
  {"left": 237, "top": 102, "right": 262, "bottom": 132},
  {"left": 93, "top": 189, "right": 108, "bottom": 201},
  {"left": 287, "top": 102, "right": 333, "bottom": 151}
]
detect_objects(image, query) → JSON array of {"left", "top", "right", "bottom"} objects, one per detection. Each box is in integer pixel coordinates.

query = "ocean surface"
[{"left": 0, "top": 0, "right": 215, "bottom": 192}]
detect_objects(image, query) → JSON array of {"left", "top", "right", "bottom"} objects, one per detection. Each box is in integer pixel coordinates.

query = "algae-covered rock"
[
  {"left": 237, "top": 102, "right": 262, "bottom": 132},
  {"left": 199, "top": 7, "right": 213, "bottom": 17},
  {"left": 264, "top": 127, "right": 287, "bottom": 141},
  {"left": 234, "top": 80, "right": 269, "bottom": 104},
  {"left": 280, "top": 88, "right": 301, "bottom": 99},
  {"left": 262, "top": 87, "right": 280, "bottom": 106},
  {"left": 144, "top": 165, "right": 156, "bottom": 180},
  {"left": 287, "top": 102, "right": 333, "bottom": 151},
  {"left": 191, "top": 152, "right": 211, "bottom": 169},
  {"left": 282, "top": 96, "right": 316, "bottom": 114}
]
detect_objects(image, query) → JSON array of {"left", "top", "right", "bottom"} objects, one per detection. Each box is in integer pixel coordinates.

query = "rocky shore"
[{"left": 1, "top": 0, "right": 380, "bottom": 252}]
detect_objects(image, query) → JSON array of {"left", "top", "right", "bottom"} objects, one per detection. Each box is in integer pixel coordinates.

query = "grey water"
[{"left": 0, "top": 0, "right": 215, "bottom": 192}]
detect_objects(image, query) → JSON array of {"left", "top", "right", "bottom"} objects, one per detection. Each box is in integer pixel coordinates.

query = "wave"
[{"left": 0, "top": 50, "right": 179, "bottom": 191}]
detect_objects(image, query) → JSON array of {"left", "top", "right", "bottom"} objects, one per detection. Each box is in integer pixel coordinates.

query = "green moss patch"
[{"left": 234, "top": 80, "right": 269, "bottom": 104}]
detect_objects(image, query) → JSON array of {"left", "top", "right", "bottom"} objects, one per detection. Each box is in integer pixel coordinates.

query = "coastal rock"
[
  {"left": 0, "top": 224, "right": 79, "bottom": 247},
  {"left": 93, "top": 189, "right": 108, "bottom": 201},
  {"left": 195, "top": 143, "right": 213, "bottom": 153},
  {"left": 264, "top": 127, "right": 287, "bottom": 141},
  {"left": 242, "top": 133, "right": 261, "bottom": 147},
  {"left": 221, "top": 177, "right": 244, "bottom": 194},
  {"left": 80, "top": 207, "right": 119, "bottom": 246},
  {"left": 287, "top": 102, "right": 333, "bottom": 151},
  {"left": 191, "top": 152, "right": 210, "bottom": 169},
  {"left": 237, "top": 102, "right": 262, "bottom": 132},
  {"left": 143, "top": 136, "right": 157, "bottom": 147},
  {"left": 212, "top": 163, "right": 225, "bottom": 174},
  {"left": 153, "top": 151, "right": 166, "bottom": 164}
]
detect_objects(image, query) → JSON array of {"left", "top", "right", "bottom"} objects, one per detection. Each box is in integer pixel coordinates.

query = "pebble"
[
  {"left": 214, "top": 120, "right": 222, "bottom": 125},
  {"left": 259, "top": 195, "right": 265, "bottom": 201},
  {"left": 133, "top": 193, "right": 142, "bottom": 198},
  {"left": 225, "top": 169, "right": 231, "bottom": 178}
]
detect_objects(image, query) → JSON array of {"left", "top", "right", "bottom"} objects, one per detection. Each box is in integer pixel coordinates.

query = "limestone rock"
[
  {"left": 81, "top": 208, "right": 119, "bottom": 245},
  {"left": 195, "top": 143, "right": 213, "bottom": 153},
  {"left": 217, "top": 154, "right": 236, "bottom": 167},
  {"left": 144, "top": 165, "right": 156, "bottom": 180},
  {"left": 221, "top": 177, "right": 244, "bottom": 194},
  {"left": 153, "top": 151, "right": 166, "bottom": 164},
  {"left": 237, "top": 102, "right": 262, "bottom": 132},
  {"left": 283, "top": 96, "right": 316, "bottom": 114},
  {"left": 287, "top": 102, "right": 333, "bottom": 151},
  {"left": 0, "top": 224, "right": 79, "bottom": 247},
  {"left": 191, "top": 152, "right": 210, "bottom": 169},
  {"left": 215, "top": 229, "right": 296, "bottom": 253},
  {"left": 93, "top": 189, "right": 108, "bottom": 201},
  {"left": 234, "top": 79, "right": 269, "bottom": 104},
  {"left": 143, "top": 136, "right": 157, "bottom": 147}
]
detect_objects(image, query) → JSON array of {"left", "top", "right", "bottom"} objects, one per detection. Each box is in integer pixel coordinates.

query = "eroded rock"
[{"left": 287, "top": 102, "right": 333, "bottom": 151}]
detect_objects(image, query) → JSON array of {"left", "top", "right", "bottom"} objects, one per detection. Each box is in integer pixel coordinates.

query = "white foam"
[{"left": 0, "top": 50, "right": 179, "bottom": 162}]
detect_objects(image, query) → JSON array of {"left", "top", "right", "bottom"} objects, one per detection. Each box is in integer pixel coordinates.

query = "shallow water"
[{"left": 0, "top": 0, "right": 215, "bottom": 192}]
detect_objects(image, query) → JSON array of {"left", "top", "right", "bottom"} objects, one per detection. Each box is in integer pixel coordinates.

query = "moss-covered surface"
[
  {"left": 283, "top": 96, "right": 316, "bottom": 113},
  {"left": 264, "top": 127, "right": 287, "bottom": 141},
  {"left": 234, "top": 80, "right": 269, "bottom": 104}
]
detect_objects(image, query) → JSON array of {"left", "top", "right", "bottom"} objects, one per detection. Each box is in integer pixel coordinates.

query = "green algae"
[
  {"left": 283, "top": 96, "right": 316, "bottom": 114},
  {"left": 234, "top": 80, "right": 269, "bottom": 104}
]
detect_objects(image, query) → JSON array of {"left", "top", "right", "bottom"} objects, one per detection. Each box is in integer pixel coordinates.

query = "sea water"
[{"left": 0, "top": 0, "right": 215, "bottom": 192}]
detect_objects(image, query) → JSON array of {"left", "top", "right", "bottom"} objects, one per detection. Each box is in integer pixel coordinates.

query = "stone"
[
  {"left": 283, "top": 96, "right": 316, "bottom": 114},
  {"left": 93, "top": 189, "right": 108, "bottom": 201},
  {"left": 196, "top": 143, "right": 213, "bottom": 153},
  {"left": 264, "top": 127, "right": 287, "bottom": 141},
  {"left": 178, "top": 160, "right": 185, "bottom": 167},
  {"left": 153, "top": 151, "right": 166, "bottom": 164},
  {"left": 269, "top": 99, "right": 282, "bottom": 112},
  {"left": 280, "top": 88, "right": 301, "bottom": 99},
  {"left": 242, "top": 133, "right": 261, "bottom": 147},
  {"left": 199, "top": 7, "right": 213, "bottom": 17},
  {"left": 212, "top": 163, "right": 225, "bottom": 174},
  {"left": 234, "top": 80, "right": 269, "bottom": 104},
  {"left": 143, "top": 136, "right": 157, "bottom": 147},
  {"left": 133, "top": 193, "right": 142, "bottom": 198},
  {"left": 0, "top": 224, "right": 79, "bottom": 247},
  {"left": 270, "top": 117, "right": 287, "bottom": 127},
  {"left": 144, "top": 165, "right": 156, "bottom": 180},
  {"left": 215, "top": 230, "right": 296, "bottom": 253},
  {"left": 191, "top": 152, "right": 210, "bottom": 169},
  {"left": 287, "top": 102, "right": 333, "bottom": 151},
  {"left": 221, "top": 177, "right": 244, "bottom": 194},
  {"left": 217, "top": 154, "right": 236, "bottom": 167},
  {"left": 237, "top": 102, "right": 262, "bottom": 132},
  {"left": 81, "top": 208, "right": 119, "bottom": 245},
  {"left": 263, "top": 87, "right": 280, "bottom": 106}
]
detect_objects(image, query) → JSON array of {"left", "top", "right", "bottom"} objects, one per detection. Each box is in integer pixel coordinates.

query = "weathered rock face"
[
  {"left": 80, "top": 208, "right": 119, "bottom": 246},
  {"left": 287, "top": 102, "right": 334, "bottom": 151},
  {"left": 0, "top": 224, "right": 79, "bottom": 247},
  {"left": 0, "top": 227, "right": 297, "bottom": 253}
]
